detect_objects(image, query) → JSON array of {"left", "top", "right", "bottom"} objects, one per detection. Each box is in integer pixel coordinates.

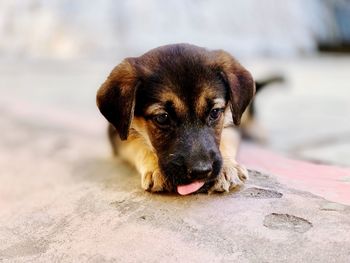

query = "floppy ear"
[
  {"left": 96, "top": 59, "right": 139, "bottom": 140},
  {"left": 212, "top": 50, "right": 255, "bottom": 125}
]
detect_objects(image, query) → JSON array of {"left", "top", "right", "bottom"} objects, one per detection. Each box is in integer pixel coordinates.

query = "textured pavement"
[{"left": 1, "top": 56, "right": 350, "bottom": 262}]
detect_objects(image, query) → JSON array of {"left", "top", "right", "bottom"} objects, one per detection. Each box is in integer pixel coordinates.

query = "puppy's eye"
[
  {"left": 209, "top": 108, "right": 223, "bottom": 121},
  {"left": 153, "top": 113, "right": 170, "bottom": 126}
]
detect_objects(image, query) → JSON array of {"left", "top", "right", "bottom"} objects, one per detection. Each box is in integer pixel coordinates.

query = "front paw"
[
  {"left": 141, "top": 168, "right": 167, "bottom": 192},
  {"left": 209, "top": 162, "right": 248, "bottom": 193}
]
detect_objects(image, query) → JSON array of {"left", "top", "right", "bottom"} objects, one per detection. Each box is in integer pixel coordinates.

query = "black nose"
[{"left": 188, "top": 161, "right": 213, "bottom": 179}]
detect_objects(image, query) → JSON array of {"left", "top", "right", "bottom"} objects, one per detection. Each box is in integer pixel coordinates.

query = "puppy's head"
[{"left": 97, "top": 44, "right": 255, "bottom": 190}]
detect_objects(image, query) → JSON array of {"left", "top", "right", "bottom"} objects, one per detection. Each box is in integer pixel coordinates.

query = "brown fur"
[{"left": 97, "top": 44, "right": 255, "bottom": 193}]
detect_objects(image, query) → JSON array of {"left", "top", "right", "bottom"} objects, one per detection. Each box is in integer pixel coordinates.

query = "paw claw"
[
  {"left": 141, "top": 169, "right": 166, "bottom": 192},
  {"left": 210, "top": 162, "right": 248, "bottom": 193}
]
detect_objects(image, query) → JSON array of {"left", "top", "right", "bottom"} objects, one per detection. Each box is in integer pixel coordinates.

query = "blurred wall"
[{"left": 0, "top": 0, "right": 346, "bottom": 60}]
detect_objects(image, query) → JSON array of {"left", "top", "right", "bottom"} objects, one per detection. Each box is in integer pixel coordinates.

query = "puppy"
[{"left": 96, "top": 44, "right": 255, "bottom": 195}]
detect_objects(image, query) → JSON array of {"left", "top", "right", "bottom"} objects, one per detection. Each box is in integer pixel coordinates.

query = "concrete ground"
[{"left": 0, "top": 56, "right": 350, "bottom": 262}]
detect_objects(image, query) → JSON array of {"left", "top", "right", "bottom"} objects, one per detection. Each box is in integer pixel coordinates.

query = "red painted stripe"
[{"left": 237, "top": 143, "right": 350, "bottom": 205}]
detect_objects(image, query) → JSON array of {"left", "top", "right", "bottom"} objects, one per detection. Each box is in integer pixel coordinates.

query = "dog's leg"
[
  {"left": 117, "top": 134, "right": 168, "bottom": 192},
  {"left": 210, "top": 127, "right": 248, "bottom": 193}
]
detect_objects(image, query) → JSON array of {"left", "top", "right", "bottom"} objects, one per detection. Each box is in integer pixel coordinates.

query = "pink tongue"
[{"left": 177, "top": 181, "right": 205, "bottom": 195}]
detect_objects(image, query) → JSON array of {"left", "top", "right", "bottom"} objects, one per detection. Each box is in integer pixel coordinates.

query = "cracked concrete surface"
[{"left": 1, "top": 57, "right": 350, "bottom": 262}]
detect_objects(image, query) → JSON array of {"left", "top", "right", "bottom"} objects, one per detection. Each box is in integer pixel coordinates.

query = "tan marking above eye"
[
  {"left": 196, "top": 93, "right": 226, "bottom": 117},
  {"left": 145, "top": 91, "right": 187, "bottom": 116},
  {"left": 160, "top": 91, "right": 187, "bottom": 113},
  {"left": 145, "top": 103, "right": 166, "bottom": 115},
  {"left": 212, "top": 98, "right": 226, "bottom": 109},
  {"left": 196, "top": 88, "right": 215, "bottom": 110},
  {"left": 195, "top": 85, "right": 227, "bottom": 115}
]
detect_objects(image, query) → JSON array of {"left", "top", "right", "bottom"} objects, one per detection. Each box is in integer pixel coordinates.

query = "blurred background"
[
  {"left": 1, "top": 0, "right": 350, "bottom": 166},
  {"left": 2, "top": 0, "right": 350, "bottom": 59}
]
